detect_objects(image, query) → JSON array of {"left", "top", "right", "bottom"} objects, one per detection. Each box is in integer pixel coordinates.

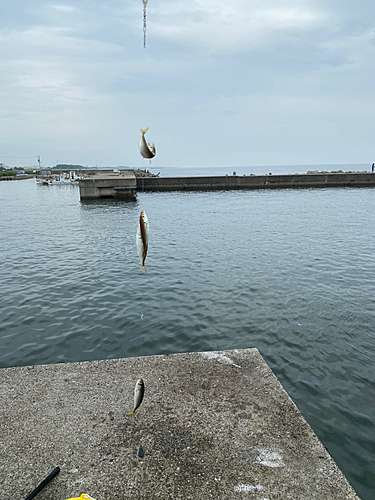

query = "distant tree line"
[{"left": 53, "top": 164, "right": 84, "bottom": 169}]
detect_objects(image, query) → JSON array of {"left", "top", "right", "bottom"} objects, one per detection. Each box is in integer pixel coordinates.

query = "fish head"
[
  {"left": 140, "top": 211, "right": 147, "bottom": 224},
  {"left": 138, "top": 378, "right": 144, "bottom": 387}
]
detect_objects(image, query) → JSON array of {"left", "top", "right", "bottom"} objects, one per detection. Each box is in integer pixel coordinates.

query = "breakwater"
[
  {"left": 136, "top": 171, "right": 375, "bottom": 191},
  {"left": 0, "top": 174, "right": 34, "bottom": 181},
  {"left": 79, "top": 171, "right": 375, "bottom": 199},
  {"left": 79, "top": 172, "right": 137, "bottom": 199}
]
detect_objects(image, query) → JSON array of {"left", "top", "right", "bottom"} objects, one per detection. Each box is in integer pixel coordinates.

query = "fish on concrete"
[
  {"left": 139, "top": 127, "right": 156, "bottom": 160},
  {"left": 136, "top": 210, "right": 149, "bottom": 272},
  {"left": 129, "top": 378, "right": 145, "bottom": 418}
]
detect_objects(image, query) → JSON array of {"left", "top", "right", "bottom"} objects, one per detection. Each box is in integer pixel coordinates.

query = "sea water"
[{"left": 0, "top": 174, "right": 374, "bottom": 499}]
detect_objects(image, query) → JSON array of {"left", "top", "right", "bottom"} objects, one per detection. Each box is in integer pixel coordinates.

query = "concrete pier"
[
  {"left": 0, "top": 349, "right": 359, "bottom": 499},
  {"left": 79, "top": 172, "right": 137, "bottom": 200},
  {"left": 136, "top": 171, "right": 375, "bottom": 192},
  {"left": 78, "top": 171, "right": 375, "bottom": 199}
]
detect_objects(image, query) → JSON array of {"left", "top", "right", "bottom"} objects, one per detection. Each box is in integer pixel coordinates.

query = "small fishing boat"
[{"left": 36, "top": 171, "right": 83, "bottom": 185}]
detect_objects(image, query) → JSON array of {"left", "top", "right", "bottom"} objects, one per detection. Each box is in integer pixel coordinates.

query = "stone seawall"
[
  {"left": 0, "top": 174, "right": 34, "bottom": 181},
  {"left": 136, "top": 172, "right": 375, "bottom": 192}
]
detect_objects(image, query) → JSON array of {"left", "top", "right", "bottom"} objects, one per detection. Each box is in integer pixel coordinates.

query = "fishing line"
[
  {"left": 136, "top": 209, "right": 147, "bottom": 459},
  {"left": 142, "top": 0, "right": 148, "bottom": 48},
  {"left": 135, "top": 0, "right": 154, "bottom": 460},
  {"left": 138, "top": 262, "right": 145, "bottom": 460}
]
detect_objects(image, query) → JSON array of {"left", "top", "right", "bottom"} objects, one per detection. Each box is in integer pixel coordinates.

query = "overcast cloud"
[{"left": 1, "top": 0, "right": 374, "bottom": 168}]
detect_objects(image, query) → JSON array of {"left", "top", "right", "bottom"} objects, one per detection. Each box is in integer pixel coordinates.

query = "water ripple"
[{"left": 1, "top": 181, "right": 375, "bottom": 498}]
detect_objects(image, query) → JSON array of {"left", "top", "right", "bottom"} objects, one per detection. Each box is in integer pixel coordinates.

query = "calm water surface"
[{"left": 1, "top": 177, "right": 374, "bottom": 499}]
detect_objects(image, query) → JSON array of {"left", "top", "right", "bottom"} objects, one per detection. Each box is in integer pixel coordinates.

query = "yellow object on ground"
[{"left": 66, "top": 495, "right": 96, "bottom": 500}]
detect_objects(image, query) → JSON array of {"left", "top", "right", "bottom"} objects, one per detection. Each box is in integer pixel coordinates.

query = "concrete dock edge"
[
  {"left": 0, "top": 349, "right": 360, "bottom": 499},
  {"left": 136, "top": 172, "right": 375, "bottom": 192}
]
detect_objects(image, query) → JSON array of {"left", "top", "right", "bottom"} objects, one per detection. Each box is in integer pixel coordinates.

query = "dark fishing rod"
[{"left": 24, "top": 467, "right": 60, "bottom": 500}]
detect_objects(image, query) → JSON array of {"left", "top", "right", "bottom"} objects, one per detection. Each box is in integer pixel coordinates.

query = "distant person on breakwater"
[{"left": 372, "top": 163, "right": 375, "bottom": 172}]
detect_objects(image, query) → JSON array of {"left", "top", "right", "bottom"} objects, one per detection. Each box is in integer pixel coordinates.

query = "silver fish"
[
  {"left": 139, "top": 127, "right": 156, "bottom": 159},
  {"left": 136, "top": 210, "right": 149, "bottom": 272},
  {"left": 129, "top": 378, "right": 145, "bottom": 418}
]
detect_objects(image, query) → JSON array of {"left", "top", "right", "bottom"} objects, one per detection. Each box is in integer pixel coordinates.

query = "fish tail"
[
  {"left": 140, "top": 127, "right": 150, "bottom": 135},
  {"left": 139, "top": 265, "right": 147, "bottom": 273},
  {"left": 129, "top": 410, "right": 135, "bottom": 418}
]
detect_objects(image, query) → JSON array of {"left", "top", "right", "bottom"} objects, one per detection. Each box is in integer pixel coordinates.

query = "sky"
[{"left": 1, "top": 0, "right": 375, "bottom": 168}]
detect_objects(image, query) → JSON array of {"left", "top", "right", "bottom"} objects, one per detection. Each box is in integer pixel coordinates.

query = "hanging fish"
[
  {"left": 136, "top": 210, "right": 149, "bottom": 272},
  {"left": 129, "top": 378, "right": 145, "bottom": 418},
  {"left": 139, "top": 127, "right": 156, "bottom": 160}
]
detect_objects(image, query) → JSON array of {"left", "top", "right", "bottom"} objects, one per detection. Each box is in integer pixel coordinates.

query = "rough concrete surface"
[{"left": 0, "top": 349, "right": 360, "bottom": 499}]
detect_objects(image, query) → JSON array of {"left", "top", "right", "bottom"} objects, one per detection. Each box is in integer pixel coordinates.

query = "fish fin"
[
  {"left": 140, "top": 127, "right": 150, "bottom": 135},
  {"left": 129, "top": 410, "right": 135, "bottom": 418},
  {"left": 139, "top": 265, "right": 147, "bottom": 273}
]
